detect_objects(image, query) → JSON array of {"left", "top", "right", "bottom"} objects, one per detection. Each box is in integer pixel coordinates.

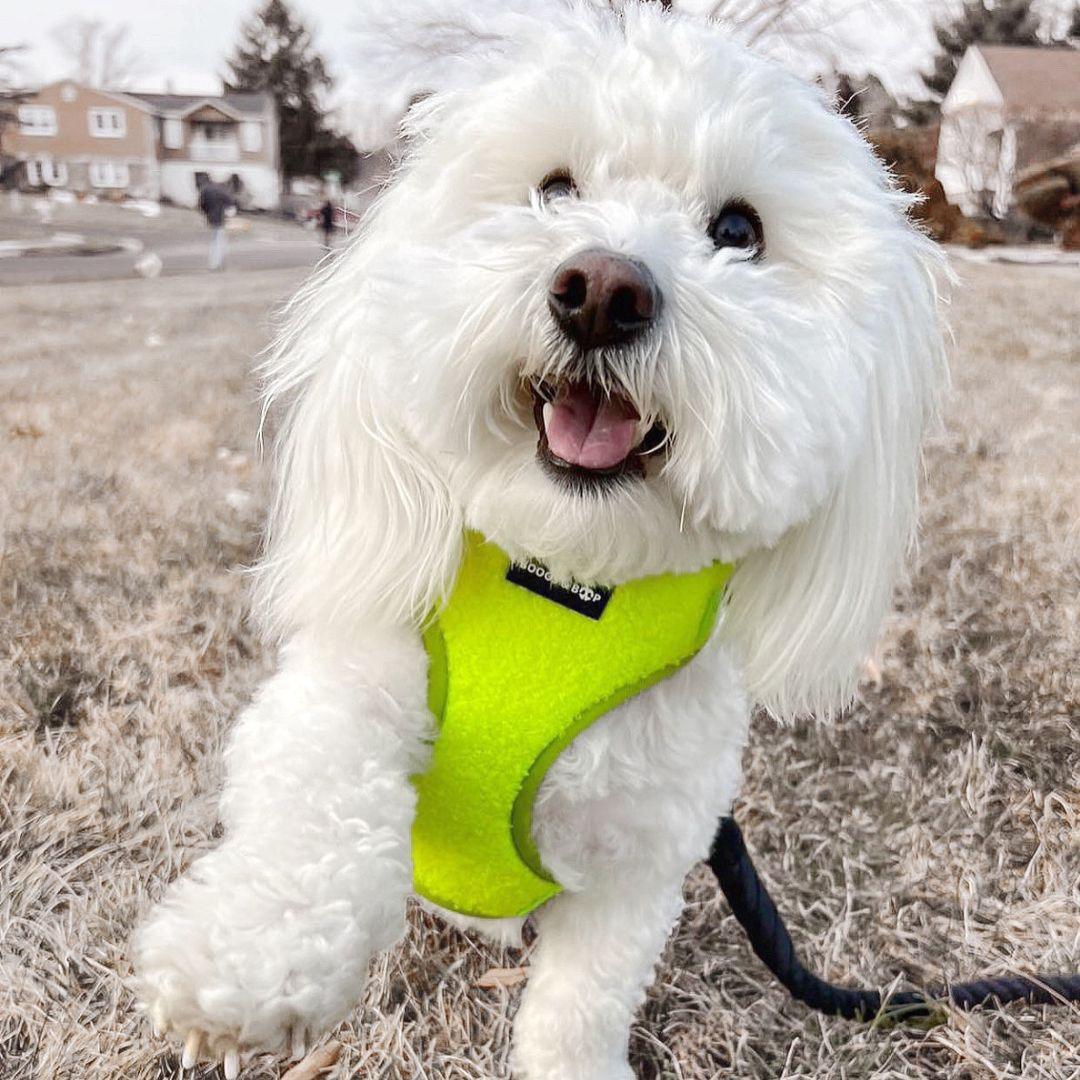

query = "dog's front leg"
[
  {"left": 512, "top": 868, "right": 688, "bottom": 1080},
  {"left": 134, "top": 629, "right": 429, "bottom": 1071}
]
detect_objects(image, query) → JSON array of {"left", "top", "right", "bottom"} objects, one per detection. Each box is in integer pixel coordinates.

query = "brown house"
[
  {"left": 1, "top": 81, "right": 281, "bottom": 210},
  {"left": 2, "top": 81, "right": 157, "bottom": 197}
]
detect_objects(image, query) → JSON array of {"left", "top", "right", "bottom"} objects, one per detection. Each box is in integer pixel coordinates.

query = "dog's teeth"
[{"left": 542, "top": 402, "right": 553, "bottom": 429}]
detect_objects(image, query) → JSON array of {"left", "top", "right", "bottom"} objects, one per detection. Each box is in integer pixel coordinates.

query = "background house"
[
  {"left": 2, "top": 80, "right": 158, "bottom": 199},
  {"left": 129, "top": 91, "right": 280, "bottom": 210},
  {"left": 1, "top": 83, "right": 281, "bottom": 210},
  {"left": 936, "top": 44, "right": 1080, "bottom": 218}
]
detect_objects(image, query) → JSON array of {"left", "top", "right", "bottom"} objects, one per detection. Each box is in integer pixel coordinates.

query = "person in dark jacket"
[
  {"left": 197, "top": 178, "right": 236, "bottom": 271},
  {"left": 318, "top": 199, "right": 335, "bottom": 250}
]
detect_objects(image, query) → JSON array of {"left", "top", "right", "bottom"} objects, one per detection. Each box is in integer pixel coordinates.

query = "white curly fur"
[{"left": 134, "top": 2, "right": 946, "bottom": 1076}]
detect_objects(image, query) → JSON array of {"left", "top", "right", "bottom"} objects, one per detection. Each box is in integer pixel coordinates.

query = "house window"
[
  {"left": 43, "top": 160, "right": 68, "bottom": 186},
  {"left": 89, "top": 108, "right": 126, "bottom": 138},
  {"left": 18, "top": 105, "right": 58, "bottom": 136},
  {"left": 162, "top": 117, "right": 183, "bottom": 149},
  {"left": 89, "top": 160, "right": 130, "bottom": 188},
  {"left": 195, "top": 122, "right": 232, "bottom": 141},
  {"left": 26, "top": 158, "right": 67, "bottom": 186},
  {"left": 240, "top": 121, "right": 262, "bottom": 153}
]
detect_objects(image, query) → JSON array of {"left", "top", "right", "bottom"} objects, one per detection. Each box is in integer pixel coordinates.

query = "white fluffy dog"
[{"left": 134, "top": 2, "right": 946, "bottom": 1077}]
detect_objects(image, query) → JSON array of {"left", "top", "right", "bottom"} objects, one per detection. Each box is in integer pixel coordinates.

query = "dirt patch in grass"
[{"left": 0, "top": 262, "right": 1077, "bottom": 1079}]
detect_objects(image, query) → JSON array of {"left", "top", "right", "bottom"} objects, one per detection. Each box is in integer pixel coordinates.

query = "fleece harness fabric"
[{"left": 410, "top": 531, "right": 735, "bottom": 919}]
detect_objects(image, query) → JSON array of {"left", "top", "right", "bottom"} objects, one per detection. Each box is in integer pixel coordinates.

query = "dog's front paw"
[
  {"left": 513, "top": 1053, "right": 634, "bottom": 1080},
  {"left": 513, "top": 1000, "right": 635, "bottom": 1080},
  {"left": 134, "top": 848, "right": 373, "bottom": 1073}
]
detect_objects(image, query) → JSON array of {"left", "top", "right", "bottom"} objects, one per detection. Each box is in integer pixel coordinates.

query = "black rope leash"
[{"left": 709, "top": 816, "right": 1080, "bottom": 1026}]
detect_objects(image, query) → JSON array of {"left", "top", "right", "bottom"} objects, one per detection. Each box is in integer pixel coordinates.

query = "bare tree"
[
  {"left": 699, "top": 0, "right": 862, "bottom": 45},
  {"left": 0, "top": 46, "right": 28, "bottom": 134},
  {"left": 51, "top": 18, "right": 142, "bottom": 88},
  {"left": 0, "top": 44, "right": 29, "bottom": 185}
]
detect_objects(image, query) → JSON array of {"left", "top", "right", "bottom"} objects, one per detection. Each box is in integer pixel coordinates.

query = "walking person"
[
  {"left": 197, "top": 177, "right": 236, "bottom": 272},
  {"left": 318, "top": 198, "right": 336, "bottom": 250}
]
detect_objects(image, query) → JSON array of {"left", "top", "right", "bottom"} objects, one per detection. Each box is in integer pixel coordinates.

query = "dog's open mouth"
[{"left": 531, "top": 380, "right": 665, "bottom": 490}]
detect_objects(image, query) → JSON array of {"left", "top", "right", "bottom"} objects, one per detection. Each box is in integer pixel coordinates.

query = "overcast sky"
[{"left": 0, "top": 0, "right": 1025, "bottom": 145}]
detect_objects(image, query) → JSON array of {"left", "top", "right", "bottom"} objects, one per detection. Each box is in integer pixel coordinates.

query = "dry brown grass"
[{"left": 1, "top": 260, "right": 1077, "bottom": 1080}]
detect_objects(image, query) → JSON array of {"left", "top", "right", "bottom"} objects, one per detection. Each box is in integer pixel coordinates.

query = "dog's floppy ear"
[
  {"left": 254, "top": 267, "right": 463, "bottom": 639},
  {"left": 719, "top": 232, "right": 947, "bottom": 721}
]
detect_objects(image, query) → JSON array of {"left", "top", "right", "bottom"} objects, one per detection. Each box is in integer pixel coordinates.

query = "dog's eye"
[
  {"left": 538, "top": 170, "right": 578, "bottom": 206},
  {"left": 708, "top": 202, "right": 764, "bottom": 256}
]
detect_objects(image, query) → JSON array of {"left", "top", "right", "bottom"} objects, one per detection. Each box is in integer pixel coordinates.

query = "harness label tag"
[{"left": 506, "top": 559, "right": 613, "bottom": 620}]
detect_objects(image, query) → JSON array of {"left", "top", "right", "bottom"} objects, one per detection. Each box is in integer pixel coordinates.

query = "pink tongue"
[{"left": 544, "top": 384, "right": 640, "bottom": 470}]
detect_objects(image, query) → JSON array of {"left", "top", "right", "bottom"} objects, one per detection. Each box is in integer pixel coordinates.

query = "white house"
[
  {"left": 936, "top": 45, "right": 1080, "bottom": 218},
  {"left": 128, "top": 91, "right": 281, "bottom": 211}
]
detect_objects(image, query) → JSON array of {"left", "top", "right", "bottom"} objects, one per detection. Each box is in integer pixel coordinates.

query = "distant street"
[
  {"left": 0, "top": 234, "right": 324, "bottom": 285},
  {"left": 0, "top": 198, "right": 342, "bottom": 286}
]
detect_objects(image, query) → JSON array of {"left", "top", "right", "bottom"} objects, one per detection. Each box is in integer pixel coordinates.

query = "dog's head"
[{"left": 259, "top": 0, "right": 946, "bottom": 718}]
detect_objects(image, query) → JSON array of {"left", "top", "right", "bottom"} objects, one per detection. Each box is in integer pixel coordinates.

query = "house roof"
[
  {"left": 128, "top": 91, "right": 272, "bottom": 118},
  {"left": 27, "top": 81, "right": 157, "bottom": 114},
  {"left": 977, "top": 45, "right": 1080, "bottom": 115}
]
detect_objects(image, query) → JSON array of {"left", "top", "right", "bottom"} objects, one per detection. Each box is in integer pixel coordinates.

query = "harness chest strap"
[{"left": 410, "top": 532, "right": 735, "bottom": 919}]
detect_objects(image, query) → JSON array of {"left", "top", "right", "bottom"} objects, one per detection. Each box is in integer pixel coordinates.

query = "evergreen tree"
[
  {"left": 907, "top": 0, "right": 1043, "bottom": 122},
  {"left": 833, "top": 72, "right": 863, "bottom": 123},
  {"left": 830, "top": 72, "right": 904, "bottom": 129},
  {"left": 225, "top": 0, "right": 357, "bottom": 183}
]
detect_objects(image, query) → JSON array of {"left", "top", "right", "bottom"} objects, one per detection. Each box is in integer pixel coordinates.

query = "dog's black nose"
[{"left": 548, "top": 248, "right": 660, "bottom": 350}]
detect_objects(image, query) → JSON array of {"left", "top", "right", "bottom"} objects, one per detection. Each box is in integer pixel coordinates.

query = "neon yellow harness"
[{"left": 411, "top": 532, "right": 734, "bottom": 919}]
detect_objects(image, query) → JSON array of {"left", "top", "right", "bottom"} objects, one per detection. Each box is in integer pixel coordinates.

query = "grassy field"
[{"left": 0, "top": 260, "right": 1077, "bottom": 1080}]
